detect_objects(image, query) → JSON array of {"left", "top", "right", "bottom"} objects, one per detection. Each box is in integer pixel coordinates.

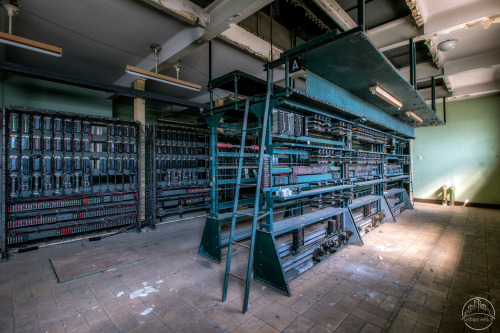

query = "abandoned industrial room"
[{"left": 0, "top": 0, "right": 499, "bottom": 332}]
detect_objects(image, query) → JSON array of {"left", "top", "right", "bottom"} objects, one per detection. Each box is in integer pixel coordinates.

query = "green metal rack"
[{"left": 199, "top": 23, "right": 442, "bottom": 313}]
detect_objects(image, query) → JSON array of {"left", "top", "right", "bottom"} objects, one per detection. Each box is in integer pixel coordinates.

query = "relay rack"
[
  {"left": 145, "top": 123, "right": 209, "bottom": 226},
  {"left": 198, "top": 70, "right": 414, "bottom": 297},
  {"left": 1, "top": 107, "right": 140, "bottom": 255}
]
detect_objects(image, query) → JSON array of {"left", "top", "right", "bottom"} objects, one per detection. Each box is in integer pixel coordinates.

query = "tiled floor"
[{"left": 0, "top": 203, "right": 499, "bottom": 332}]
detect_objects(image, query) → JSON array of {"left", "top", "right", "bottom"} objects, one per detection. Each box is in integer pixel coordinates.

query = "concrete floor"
[{"left": 0, "top": 203, "right": 499, "bottom": 333}]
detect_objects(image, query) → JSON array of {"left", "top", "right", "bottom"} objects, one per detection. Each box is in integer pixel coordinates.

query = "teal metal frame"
[{"left": 199, "top": 22, "right": 426, "bottom": 313}]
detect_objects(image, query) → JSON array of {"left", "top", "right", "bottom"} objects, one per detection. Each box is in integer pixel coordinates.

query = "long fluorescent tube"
[
  {"left": 369, "top": 86, "right": 402, "bottom": 109},
  {"left": 125, "top": 65, "right": 201, "bottom": 91},
  {"left": 406, "top": 111, "right": 424, "bottom": 123},
  {"left": 0, "top": 31, "right": 62, "bottom": 57}
]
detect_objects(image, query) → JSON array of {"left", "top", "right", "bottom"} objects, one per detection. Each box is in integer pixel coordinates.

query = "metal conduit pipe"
[
  {"left": 442, "top": 185, "right": 448, "bottom": 206},
  {"left": 449, "top": 186, "right": 456, "bottom": 207}
]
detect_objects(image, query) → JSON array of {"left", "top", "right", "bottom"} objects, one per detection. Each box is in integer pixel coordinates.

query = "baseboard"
[{"left": 414, "top": 198, "right": 500, "bottom": 210}]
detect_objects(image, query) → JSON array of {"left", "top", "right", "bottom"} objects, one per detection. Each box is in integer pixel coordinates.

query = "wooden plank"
[
  {"left": 50, "top": 243, "right": 144, "bottom": 282},
  {"left": 125, "top": 65, "right": 201, "bottom": 90},
  {"left": 0, "top": 31, "right": 62, "bottom": 55}
]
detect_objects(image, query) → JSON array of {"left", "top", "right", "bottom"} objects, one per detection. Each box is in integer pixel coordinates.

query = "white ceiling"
[
  {"left": 419, "top": 0, "right": 500, "bottom": 99},
  {"left": 0, "top": 0, "right": 499, "bottom": 109}
]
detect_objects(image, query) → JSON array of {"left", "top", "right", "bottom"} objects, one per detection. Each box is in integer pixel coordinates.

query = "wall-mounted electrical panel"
[
  {"left": 1, "top": 107, "right": 140, "bottom": 255},
  {"left": 145, "top": 123, "right": 209, "bottom": 226}
]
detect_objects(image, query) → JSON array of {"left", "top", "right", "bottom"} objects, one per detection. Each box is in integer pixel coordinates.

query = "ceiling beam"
[
  {"left": 312, "top": 0, "right": 357, "bottom": 31},
  {"left": 449, "top": 82, "right": 500, "bottom": 100},
  {"left": 1, "top": 62, "right": 207, "bottom": 109},
  {"left": 139, "top": 0, "right": 208, "bottom": 26},
  {"left": 219, "top": 25, "right": 282, "bottom": 63},
  {"left": 397, "top": 49, "right": 500, "bottom": 84},
  {"left": 367, "top": 16, "right": 422, "bottom": 51},
  {"left": 444, "top": 50, "right": 500, "bottom": 77},
  {"left": 398, "top": 62, "right": 442, "bottom": 83},
  {"left": 418, "top": 86, "right": 451, "bottom": 102},
  {"left": 423, "top": 3, "right": 500, "bottom": 35},
  {"left": 373, "top": 11, "right": 500, "bottom": 53},
  {"left": 114, "top": 0, "right": 273, "bottom": 87}
]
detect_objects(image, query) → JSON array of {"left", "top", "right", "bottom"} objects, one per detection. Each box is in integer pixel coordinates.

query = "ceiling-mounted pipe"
[
  {"left": 2, "top": 4, "right": 19, "bottom": 34},
  {"left": 443, "top": 97, "right": 447, "bottom": 123},
  {"left": 409, "top": 38, "right": 416, "bottom": 88},
  {"left": 357, "top": 0, "right": 365, "bottom": 32},
  {"left": 431, "top": 77, "right": 436, "bottom": 112},
  {"left": 209, "top": 39, "right": 213, "bottom": 110}
]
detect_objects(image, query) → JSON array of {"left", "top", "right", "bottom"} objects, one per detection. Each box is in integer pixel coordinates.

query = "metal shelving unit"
[
  {"left": 199, "top": 21, "right": 443, "bottom": 313},
  {"left": 145, "top": 123, "right": 209, "bottom": 227}
]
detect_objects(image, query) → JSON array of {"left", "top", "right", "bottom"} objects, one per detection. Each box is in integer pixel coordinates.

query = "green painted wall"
[
  {"left": 413, "top": 95, "right": 500, "bottom": 205},
  {"left": 1, "top": 75, "right": 112, "bottom": 117}
]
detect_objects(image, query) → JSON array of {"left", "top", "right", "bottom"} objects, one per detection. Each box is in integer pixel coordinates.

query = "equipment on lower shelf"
[
  {"left": 145, "top": 123, "right": 209, "bottom": 225},
  {"left": 1, "top": 107, "right": 140, "bottom": 256}
]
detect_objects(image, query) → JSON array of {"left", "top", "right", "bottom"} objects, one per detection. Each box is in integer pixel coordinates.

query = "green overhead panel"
[
  {"left": 280, "top": 30, "right": 444, "bottom": 128},
  {"left": 209, "top": 70, "right": 278, "bottom": 97}
]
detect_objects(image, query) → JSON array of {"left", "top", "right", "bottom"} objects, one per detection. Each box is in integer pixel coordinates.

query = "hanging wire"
[{"left": 18, "top": 6, "right": 210, "bottom": 79}]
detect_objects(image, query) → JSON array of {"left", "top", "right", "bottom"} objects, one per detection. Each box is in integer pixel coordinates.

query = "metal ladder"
[{"left": 222, "top": 91, "right": 272, "bottom": 314}]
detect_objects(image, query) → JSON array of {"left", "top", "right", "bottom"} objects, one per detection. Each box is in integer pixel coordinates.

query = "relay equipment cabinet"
[
  {"left": 1, "top": 107, "right": 140, "bottom": 256},
  {"left": 145, "top": 123, "right": 210, "bottom": 226},
  {"left": 199, "top": 27, "right": 444, "bottom": 313}
]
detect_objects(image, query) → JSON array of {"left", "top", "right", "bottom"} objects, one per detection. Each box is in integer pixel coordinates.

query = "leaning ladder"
[{"left": 222, "top": 91, "right": 272, "bottom": 313}]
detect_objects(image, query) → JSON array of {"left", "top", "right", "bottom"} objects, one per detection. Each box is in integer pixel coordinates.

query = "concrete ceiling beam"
[
  {"left": 139, "top": 0, "right": 208, "bottom": 26},
  {"left": 423, "top": 3, "right": 500, "bottom": 36},
  {"left": 368, "top": 16, "right": 422, "bottom": 51},
  {"left": 398, "top": 62, "right": 442, "bottom": 83},
  {"left": 312, "top": 0, "right": 357, "bottom": 31},
  {"left": 114, "top": 0, "right": 274, "bottom": 87},
  {"left": 374, "top": 10, "right": 500, "bottom": 53},
  {"left": 397, "top": 50, "right": 500, "bottom": 86},
  {"left": 444, "top": 50, "right": 500, "bottom": 77},
  {"left": 418, "top": 86, "right": 451, "bottom": 102},
  {"left": 449, "top": 82, "right": 500, "bottom": 100},
  {"left": 219, "top": 25, "right": 283, "bottom": 63}
]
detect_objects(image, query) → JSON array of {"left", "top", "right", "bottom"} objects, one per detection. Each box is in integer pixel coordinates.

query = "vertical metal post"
[
  {"left": 1, "top": 108, "right": 5, "bottom": 258},
  {"left": 209, "top": 40, "right": 213, "bottom": 110},
  {"left": 209, "top": 124, "right": 217, "bottom": 216},
  {"left": 431, "top": 76, "right": 436, "bottom": 111},
  {"left": 285, "top": 58, "right": 289, "bottom": 89},
  {"left": 443, "top": 97, "right": 447, "bottom": 123},
  {"left": 409, "top": 38, "right": 416, "bottom": 89},
  {"left": 270, "top": 4, "right": 273, "bottom": 62},
  {"left": 358, "top": 0, "right": 365, "bottom": 32},
  {"left": 291, "top": 29, "right": 296, "bottom": 88},
  {"left": 234, "top": 74, "right": 238, "bottom": 107}
]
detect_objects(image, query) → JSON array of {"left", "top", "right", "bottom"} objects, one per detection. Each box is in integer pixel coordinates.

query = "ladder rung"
[
  {"left": 232, "top": 241, "right": 250, "bottom": 248},
  {"left": 228, "top": 272, "right": 247, "bottom": 282},
  {"left": 246, "top": 127, "right": 262, "bottom": 131}
]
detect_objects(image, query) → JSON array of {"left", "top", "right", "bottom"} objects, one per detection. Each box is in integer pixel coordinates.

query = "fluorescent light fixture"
[
  {"left": 0, "top": 31, "right": 62, "bottom": 57},
  {"left": 369, "top": 86, "right": 402, "bottom": 109},
  {"left": 406, "top": 111, "right": 424, "bottom": 124},
  {"left": 125, "top": 65, "right": 201, "bottom": 91}
]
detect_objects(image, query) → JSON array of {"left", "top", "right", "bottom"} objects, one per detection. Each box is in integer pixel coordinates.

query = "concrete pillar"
[{"left": 134, "top": 78, "right": 146, "bottom": 224}]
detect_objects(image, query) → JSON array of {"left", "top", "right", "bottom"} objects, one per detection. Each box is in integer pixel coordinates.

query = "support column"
[{"left": 134, "top": 78, "right": 146, "bottom": 225}]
